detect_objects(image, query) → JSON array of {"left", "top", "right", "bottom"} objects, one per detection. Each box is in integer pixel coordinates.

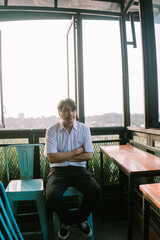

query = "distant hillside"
[
  {"left": 86, "top": 113, "right": 122, "bottom": 127},
  {"left": 4, "top": 115, "right": 60, "bottom": 129},
  {"left": 129, "top": 113, "right": 145, "bottom": 127},
  {"left": 3, "top": 113, "right": 144, "bottom": 129},
  {"left": 86, "top": 113, "right": 144, "bottom": 127}
]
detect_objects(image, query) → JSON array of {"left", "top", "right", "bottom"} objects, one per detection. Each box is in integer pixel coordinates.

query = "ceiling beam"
[{"left": 122, "top": 0, "right": 135, "bottom": 14}]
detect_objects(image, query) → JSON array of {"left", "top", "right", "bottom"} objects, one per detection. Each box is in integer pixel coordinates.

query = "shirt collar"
[{"left": 59, "top": 120, "right": 78, "bottom": 131}]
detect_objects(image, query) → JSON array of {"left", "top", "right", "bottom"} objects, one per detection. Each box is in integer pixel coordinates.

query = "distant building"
[{"left": 18, "top": 113, "right": 25, "bottom": 119}]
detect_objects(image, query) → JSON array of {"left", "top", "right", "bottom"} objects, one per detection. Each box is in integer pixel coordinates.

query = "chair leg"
[
  {"left": 88, "top": 213, "right": 94, "bottom": 240},
  {"left": 36, "top": 195, "right": 48, "bottom": 240},
  {"left": 12, "top": 202, "right": 18, "bottom": 219},
  {"left": 6, "top": 197, "right": 18, "bottom": 221},
  {"left": 53, "top": 212, "right": 61, "bottom": 240}
]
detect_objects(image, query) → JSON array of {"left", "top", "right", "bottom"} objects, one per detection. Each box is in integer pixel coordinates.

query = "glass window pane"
[
  {"left": 0, "top": 30, "right": 4, "bottom": 128},
  {"left": 58, "top": 0, "right": 121, "bottom": 12},
  {"left": 0, "top": 0, "right": 4, "bottom": 5},
  {"left": 154, "top": 140, "right": 160, "bottom": 149},
  {"left": 126, "top": 21, "right": 145, "bottom": 127},
  {"left": 0, "top": 86, "right": 3, "bottom": 128},
  {"left": 0, "top": 19, "right": 70, "bottom": 129},
  {"left": 67, "top": 19, "right": 76, "bottom": 101},
  {"left": 8, "top": 0, "right": 54, "bottom": 7},
  {"left": 152, "top": 0, "right": 160, "bottom": 121},
  {"left": 83, "top": 19, "right": 123, "bottom": 127}
]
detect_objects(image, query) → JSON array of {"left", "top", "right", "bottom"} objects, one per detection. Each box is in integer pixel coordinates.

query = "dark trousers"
[{"left": 45, "top": 166, "right": 101, "bottom": 225}]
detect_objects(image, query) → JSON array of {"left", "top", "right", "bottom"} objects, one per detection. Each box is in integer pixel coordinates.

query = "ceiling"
[{"left": 0, "top": 0, "right": 140, "bottom": 14}]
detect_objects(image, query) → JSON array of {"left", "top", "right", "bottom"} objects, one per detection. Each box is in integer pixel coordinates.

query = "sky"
[
  {"left": 0, "top": 20, "right": 69, "bottom": 118},
  {"left": 0, "top": 18, "right": 150, "bottom": 119}
]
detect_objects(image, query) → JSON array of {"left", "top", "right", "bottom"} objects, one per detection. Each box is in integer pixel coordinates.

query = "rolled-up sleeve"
[
  {"left": 44, "top": 127, "right": 57, "bottom": 156},
  {"left": 83, "top": 126, "right": 94, "bottom": 153}
]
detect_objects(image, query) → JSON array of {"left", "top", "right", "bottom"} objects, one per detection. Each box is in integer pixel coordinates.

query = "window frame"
[
  {"left": 0, "top": 2, "right": 160, "bottom": 130},
  {"left": 0, "top": 11, "right": 128, "bottom": 129},
  {"left": 81, "top": 15, "right": 124, "bottom": 127},
  {"left": 139, "top": 0, "right": 160, "bottom": 128}
]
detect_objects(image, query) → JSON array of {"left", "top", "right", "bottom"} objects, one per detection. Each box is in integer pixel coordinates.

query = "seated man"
[{"left": 45, "top": 98, "right": 101, "bottom": 240}]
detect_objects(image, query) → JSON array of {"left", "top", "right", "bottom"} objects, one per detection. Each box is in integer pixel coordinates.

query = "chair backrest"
[
  {"left": 0, "top": 181, "right": 24, "bottom": 240},
  {"left": 5, "top": 144, "right": 46, "bottom": 181}
]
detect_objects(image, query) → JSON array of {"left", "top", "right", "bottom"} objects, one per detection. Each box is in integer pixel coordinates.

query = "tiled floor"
[
  {"left": 20, "top": 211, "right": 142, "bottom": 240},
  {"left": 47, "top": 216, "right": 142, "bottom": 240}
]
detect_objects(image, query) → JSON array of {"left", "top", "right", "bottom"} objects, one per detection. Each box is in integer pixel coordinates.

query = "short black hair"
[{"left": 57, "top": 98, "right": 77, "bottom": 112}]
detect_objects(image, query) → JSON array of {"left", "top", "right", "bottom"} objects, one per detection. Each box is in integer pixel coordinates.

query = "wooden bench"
[{"left": 140, "top": 183, "right": 160, "bottom": 240}]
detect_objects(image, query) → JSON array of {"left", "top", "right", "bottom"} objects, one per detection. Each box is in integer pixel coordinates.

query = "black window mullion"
[{"left": 139, "top": 0, "right": 159, "bottom": 128}]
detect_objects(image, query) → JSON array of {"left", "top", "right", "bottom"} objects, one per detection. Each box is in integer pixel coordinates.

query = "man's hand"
[{"left": 74, "top": 147, "right": 84, "bottom": 156}]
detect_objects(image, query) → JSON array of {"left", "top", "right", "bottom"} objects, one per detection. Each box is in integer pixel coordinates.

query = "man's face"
[{"left": 59, "top": 103, "right": 76, "bottom": 125}]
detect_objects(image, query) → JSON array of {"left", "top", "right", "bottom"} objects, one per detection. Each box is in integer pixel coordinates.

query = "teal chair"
[
  {"left": 5, "top": 144, "right": 48, "bottom": 240},
  {"left": 52, "top": 176, "right": 94, "bottom": 240},
  {"left": 0, "top": 181, "right": 24, "bottom": 240}
]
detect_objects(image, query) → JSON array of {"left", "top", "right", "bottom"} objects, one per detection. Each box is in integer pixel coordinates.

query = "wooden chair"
[{"left": 5, "top": 144, "right": 48, "bottom": 240}]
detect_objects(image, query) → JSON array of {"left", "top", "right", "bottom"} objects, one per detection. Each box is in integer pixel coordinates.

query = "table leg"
[
  {"left": 142, "top": 196, "right": 150, "bottom": 240},
  {"left": 100, "top": 151, "right": 104, "bottom": 220},
  {"left": 127, "top": 176, "right": 134, "bottom": 240}
]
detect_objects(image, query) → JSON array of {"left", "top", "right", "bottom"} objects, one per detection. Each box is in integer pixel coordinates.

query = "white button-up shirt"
[{"left": 45, "top": 121, "right": 94, "bottom": 168}]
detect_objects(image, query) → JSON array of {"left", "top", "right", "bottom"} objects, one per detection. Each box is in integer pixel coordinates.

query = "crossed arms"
[{"left": 47, "top": 147, "right": 93, "bottom": 163}]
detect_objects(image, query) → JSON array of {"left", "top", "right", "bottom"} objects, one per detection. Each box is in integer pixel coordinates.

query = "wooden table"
[
  {"left": 100, "top": 145, "right": 160, "bottom": 240},
  {"left": 140, "top": 183, "right": 160, "bottom": 240}
]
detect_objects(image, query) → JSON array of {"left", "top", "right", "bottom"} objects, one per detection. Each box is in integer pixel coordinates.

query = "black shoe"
[
  {"left": 58, "top": 223, "right": 71, "bottom": 240},
  {"left": 78, "top": 221, "right": 92, "bottom": 238}
]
